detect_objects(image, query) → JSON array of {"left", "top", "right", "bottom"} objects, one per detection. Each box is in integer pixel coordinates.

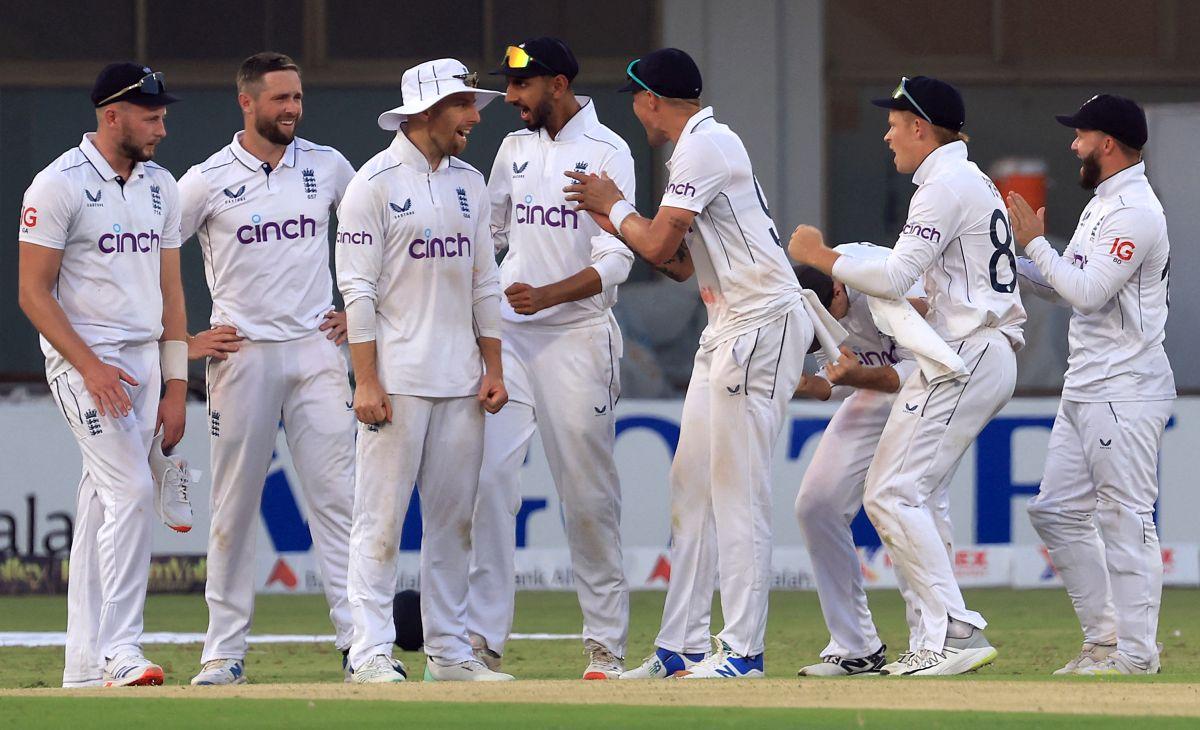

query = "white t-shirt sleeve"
[
  {"left": 1024, "top": 206, "right": 1160, "bottom": 315},
  {"left": 589, "top": 147, "right": 636, "bottom": 291},
  {"left": 487, "top": 140, "right": 513, "bottom": 254},
  {"left": 158, "top": 174, "right": 183, "bottom": 249},
  {"left": 19, "top": 172, "right": 76, "bottom": 249},
  {"left": 659, "top": 135, "right": 730, "bottom": 213},
  {"left": 471, "top": 179, "right": 502, "bottom": 340},
  {"left": 177, "top": 167, "right": 210, "bottom": 244},
  {"left": 335, "top": 175, "right": 386, "bottom": 310},
  {"left": 833, "top": 181, "right": 962, "bottom": 299},
  {"left": 1016, "top": 255, "right": 1067, "bottom": 306},
  {"left": 331, "top": 151, "right": 357, "bottom": 208}
]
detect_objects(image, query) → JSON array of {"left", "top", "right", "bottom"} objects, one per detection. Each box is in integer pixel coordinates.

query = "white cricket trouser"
[
  {"left": 202, "top": 331, "right": 355, "bottom": 662},
  {"left": 50, "top": 342, "right": 159, "bottom": 685},
  {"left": 656, "top": 305, "right": 812, "bottom": 658},
  {"left": 466, "top": 318, "right": 627, "bottom": 656},
  {"left": 1027, "top": 398, "right": 1172, "bottom": 666},
  {"left": 863, "top": 329, "right": 1016, "bottom": 652},
  {"left": 347, "top": 394, "right": 485, "bottom": 669},
  {"left": 794, "top": 386, "right": 954, "bottom": 659}
]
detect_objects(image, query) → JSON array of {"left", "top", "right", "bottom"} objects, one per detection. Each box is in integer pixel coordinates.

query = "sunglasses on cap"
[
  {"left": 501, "top": 45, "right": 552, "bottom": 72},
  {"left": 624, "top": 59, "right": 660, "bottom": 98},
  {"left": 891, "top": 76, "right": 932, "bottom": 125},
  {"left": 97, "top": 71, "right": 167, "bottom": 107}
]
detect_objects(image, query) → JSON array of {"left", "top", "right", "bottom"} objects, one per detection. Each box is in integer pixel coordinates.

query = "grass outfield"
[{"left": 2, "top": 588, "right": 1198, "bottom": 727}]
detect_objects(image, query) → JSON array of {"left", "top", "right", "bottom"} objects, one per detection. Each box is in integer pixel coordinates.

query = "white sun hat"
[{"left": 377, "top": 58, "right": 503, "bottom": 131}]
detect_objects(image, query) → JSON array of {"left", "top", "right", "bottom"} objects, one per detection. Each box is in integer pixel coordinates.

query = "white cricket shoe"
[
  {"left": 582, "top": 639, "right": 624, "bottom": 680},
  {"left": 150, "top": 430, "right": 196, "bottom": 533},
  {"left": 1053, "top": 642, "right": 1116, "bottom": 675},
  {"left": 677, "top": 638, "right": 764, "bottom": 679},
  {"left": 63, "top": 677, "right": 104, "bottom": 688},
  {"left": 103, "top": 654, "right": 165, "bottom": 687},
  {"left": 424, "top": 657, "right": 514, "bottom": 682},
  {"left": 799, "top": 644, "right": 888, "bottom": 676},
  {"left": 190, "top": 658, "right": 247, "bottom": 686},
  {"left": 469, "top": 632, "right": 502, "bottom": 672},
  {"left": 1074, "top": 650, "right": 1160, "bottom": 676},
  {"left": 883, "top": 629, "right": 997, "bottom": 676},
  {"left": 879, "top": 651, "right": 914, "bottom": 676},
  {"left": 619, "top": 647, "right": 708, "bottom": 679},
  {"left": 352, "top": 654, "right": 407, "bottom": 683}
]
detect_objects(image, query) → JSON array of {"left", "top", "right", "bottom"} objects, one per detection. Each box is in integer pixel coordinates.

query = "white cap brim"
[{"left": 378, "top": 88, "right": 502, "bottom": 131}]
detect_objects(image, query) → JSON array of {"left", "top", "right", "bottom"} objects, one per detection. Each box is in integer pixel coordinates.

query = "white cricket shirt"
[
  {"left": 178, "top": 133, "right": 355, "bottom": 341},
  {"left": 832, "top": 141, "right": 1027, "bottom": 350},
  {"left": 19, "top": 133, "right": 182, "bottom": 380},
  {"left": 1022, "top": 162, "right": 1174, "bottom": 402},
  {"left": 489, "top": 97, "right": 635, "bottom": 327},
  {"left": 659, "top": 107, "right": 802, "bottom": 350},
  {"left": 336, "top": 131, "right": 501, "bottom": 398}
]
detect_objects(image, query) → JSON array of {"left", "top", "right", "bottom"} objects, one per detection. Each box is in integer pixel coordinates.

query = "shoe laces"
[{"left": 201, "top": 659, "right": 235, "bottom": 671}]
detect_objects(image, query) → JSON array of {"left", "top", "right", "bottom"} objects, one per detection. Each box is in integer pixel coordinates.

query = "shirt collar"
[
  {"left": 387, "top": 129, "right": 450, "bottom": 173},
  {"left": 80, "top": 133, "right": 145, "bottom": 182},
  {"left": 1095, "top": 160, "right": 1146, "bottom": 198},
  {"left": 540, "top": 96, "right": 598, "bottom": 143},
  {"left": 912, "top": 140, "right": 968, "bottom": 185},
  {"left": 231, "top": 132, "right": 297, "bottom": 172},
  {"left": 668, "top": 106, "right": 717, "bottom": 167}
]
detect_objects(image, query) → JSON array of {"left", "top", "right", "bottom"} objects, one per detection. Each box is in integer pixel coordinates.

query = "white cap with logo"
[{"left": 378, "top": 58, "right": 502, "bottom": 130}]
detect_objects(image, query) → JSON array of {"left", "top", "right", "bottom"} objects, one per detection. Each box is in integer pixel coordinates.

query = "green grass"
[
  {"left": 5, "top": 698, "right": 1200, "bottom": 730},
  {"left": 2, "top": 587, "right": 1198, "bottom": 687}
]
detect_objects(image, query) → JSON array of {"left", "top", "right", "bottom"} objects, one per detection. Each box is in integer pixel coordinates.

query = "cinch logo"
[
  {"left": 97, "top": 224, "right": 160, "bottom": 254},
  {"left": 855, "top": 347, "right": 899, "bottom": 367},
  {"left": 21, "top": 207, "right": 37, "bottom": 228},
  {"left": 902, "top": 222, "right": 941, "bottom": 243},
  {"left": 1109, "top": 238, "right": 1135, "bottom": 262},
  {"left": 337, "top": 230, "right": 373, "bottom": 246},
  {"left": 666, "top": 181, "right": 695, "bottom": 197},
  {"left": 515, "top": 195, "right": 579, "bottom": 229},
  {"left": 408, "top": 228, "right": 471, "bottom": 259},
  {"left": 236, "top": 214, "right": 316, "bottom": 244}
]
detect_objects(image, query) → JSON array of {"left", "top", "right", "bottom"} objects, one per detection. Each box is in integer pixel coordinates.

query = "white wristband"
[
  {"left": 160, "top": 340, "right": 188, "bottom": 383},
  {"left": 608, "top": 199, "right": 637, "bottom": 234}
]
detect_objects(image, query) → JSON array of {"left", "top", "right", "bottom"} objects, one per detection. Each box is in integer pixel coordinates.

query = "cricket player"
[
  {"left": 567, "top": 48, "right": 819, "bottom": 680},
  {"left": 1008, "top": 94, "right": 1174, "bottom": 676},
  {"left": 791, "top": 75, "right": 1026, "bottom": 676},
  {"left": 790, "top": 245, "right": 948, "bottom": 677},
  {"left": 18, "top": 63, "right": 185, "bottom": 687},
  {"left": 465, "top": 37, "right": 635, "bottom": 680},
  {"left": 177, "top": 52, "right": 358, "bottom": 685},
  {"left": 337, "top": 58, "right": 510, "bottom": 683}
]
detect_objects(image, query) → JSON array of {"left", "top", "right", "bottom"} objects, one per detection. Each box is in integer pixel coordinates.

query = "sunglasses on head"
[
  {"left": 502, "top": 45, "right": 553, "bottom": 72},
  {"left": 625, "top": 59, "right": 660, "bottom": 98},
  {"left": 453, "top": 71, "right": 479, "bottom": 88},
  {"left": 891, "top": 76, "right": 932, "bottom": 125},
  {"left": 97, "top": 71, "right": 166, "bottom": 107}
]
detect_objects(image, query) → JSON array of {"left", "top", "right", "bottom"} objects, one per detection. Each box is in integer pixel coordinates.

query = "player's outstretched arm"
[{"left": 18, "top": 242, "right": 137, "bottom": 418}]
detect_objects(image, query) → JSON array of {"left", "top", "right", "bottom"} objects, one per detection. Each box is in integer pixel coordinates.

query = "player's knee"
[
  {"left": 794, "top": 487, "right": 835, "bottom": 526},
  {"left": 1026, "top": 498, "right": 1061, "bottom": 535}
]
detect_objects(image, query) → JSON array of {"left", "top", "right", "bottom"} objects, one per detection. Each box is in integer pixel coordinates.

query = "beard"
[
  {"left": 522, "top": 98, "right": 554, "bottom": 131},
  {"left": 1078, "top": 150, "right": 1103, "bottom": 189},
  {"left": 257, "top": 114, "right": 297, "bottom": 146},
  {"left": 118, "top": 136, "right": 155, "bottom": 163}
]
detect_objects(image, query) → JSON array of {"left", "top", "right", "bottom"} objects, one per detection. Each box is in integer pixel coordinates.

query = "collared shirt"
[
  {"left": 178, "top": 133, "right": 355, "bottom": 341},
  {"left": 336, "top": 131, "right": 501, "bottom": 397},
  {"left": 659, "top": 106, "right": 802, "bottom": 350},
  {"left": 19, "top": 133, "right": 182, "bottom": 379},
  {"left": 489, "top": 97, "right": 635, "bottom": 327},
  {"left": 1021, "top": 162, "right": 1174, "bottom": 401},
  {"left": 831, "top": 141, "right": 1027, "bottom": 350}
]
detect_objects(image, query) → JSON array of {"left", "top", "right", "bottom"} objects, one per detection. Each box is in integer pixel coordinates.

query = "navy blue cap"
[
  {"left": 491, "top": 37, "right": 579, "bottom": 81},
  {"left": 617, "top": 48, "right": 702, "bottom": 99},
  {"left": 871, "top": 75, "right": 964, "bottom": 132},
  {"left": 91, "top": 62, "right": 179, "bottom": 108},
  {"left": 1055, "top": 94, "right": 1147, "bottom": 151}
]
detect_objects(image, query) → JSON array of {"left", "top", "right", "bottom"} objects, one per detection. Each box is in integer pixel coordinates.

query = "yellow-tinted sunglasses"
[{"left": 502, "top": 45, "right": 548, "bottom": 71}]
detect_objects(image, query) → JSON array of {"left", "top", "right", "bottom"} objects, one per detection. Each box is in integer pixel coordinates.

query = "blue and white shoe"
[
  {"left": 190, "top": 658, "right": 246, "bottom": 686},
  {"left": 619, "top": 647, "right": 708, "bottom": 679},
  {"left": 677, "top": 638, "right": 764, "bottom": 679}
]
